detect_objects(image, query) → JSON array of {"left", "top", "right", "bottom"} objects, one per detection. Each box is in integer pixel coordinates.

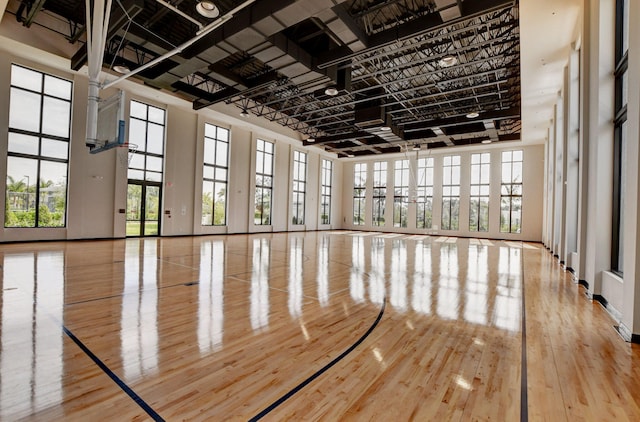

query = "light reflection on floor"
[{"left": 0, "top": 232, "right": 524, "bottom": 420}]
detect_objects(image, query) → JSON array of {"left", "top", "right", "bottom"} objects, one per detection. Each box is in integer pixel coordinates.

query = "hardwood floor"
[{"left": 1, "top": 231, "right": 639, "bottom": 420}]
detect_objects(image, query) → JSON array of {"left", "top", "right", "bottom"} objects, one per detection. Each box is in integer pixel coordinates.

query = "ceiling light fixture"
[
  {"left": 466, "top": 111, "right": 480, "bottom": 118},
  {"left": 196, "top": 0, "right": 220, "bottom": 18},
  {"left": 307, "top": 138, "right": 315, "bottom": 143},
  {"left": 324, "top": 87, "right": 339, "bottom": 96},
  {"left": 438, "top": 55, "right": 457, "bottom": 68},
  {"left": 412, "top": 144, "right": 421, "bottom": 151},
  {"left": 240, "top": 108, "right": 249, "bottom": 117},
  {"left": 481, "top": 139, "right": 492, "bottom": 144},
  {"left": 380, "top": 126, "right": 391, "bottom": 131},
  {"left": 113, "top": 64, "right": 130, "bottom": 74}
]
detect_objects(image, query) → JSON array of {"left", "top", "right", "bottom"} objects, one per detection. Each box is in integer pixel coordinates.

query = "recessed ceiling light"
[
  {"left": 481, "top": 139, "right": 492, "bottom": 144},
  {"left": 438, "top": 56, "right": 457, "bottom": 68},
  {"left": 324, "top": 87, "right": 339, "bottom": 96},
  {"left": 466, "top": 111, "right": 480, "bottom": 118},
  {"left": 196, "top": 0, "right": 219, "bottom": 18}
]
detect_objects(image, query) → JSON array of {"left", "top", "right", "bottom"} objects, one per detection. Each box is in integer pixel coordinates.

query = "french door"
[{"left": 126, "top": 182, "right": 161, "bottom": 236}]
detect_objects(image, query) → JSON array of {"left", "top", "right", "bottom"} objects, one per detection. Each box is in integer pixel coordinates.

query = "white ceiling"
[{"left": 519, "top": 0, "right": 583, "bottom": 145}]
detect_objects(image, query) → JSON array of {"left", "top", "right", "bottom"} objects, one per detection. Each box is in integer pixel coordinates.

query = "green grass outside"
[{"left": 126, "top": 220, "right": 158, "bottom": 236}]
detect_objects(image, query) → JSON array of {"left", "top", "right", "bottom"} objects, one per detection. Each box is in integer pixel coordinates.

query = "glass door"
[{"left": 127, "top": 182, "right": 161, "bottom": 236}]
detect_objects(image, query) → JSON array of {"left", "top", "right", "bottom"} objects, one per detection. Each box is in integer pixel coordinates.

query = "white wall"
[
  {"left": 341, "top": 143, "right": 545, "bottom": 242},
  {"left": 547, "top": 0, "right": 640, "bottom": 340},
  {"left": 162, "top": 105, "right": 197, "bottom": 236}
]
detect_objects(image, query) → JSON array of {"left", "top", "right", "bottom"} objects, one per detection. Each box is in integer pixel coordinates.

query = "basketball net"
[{"left": 117, "top": 143, "right": 138, "bottom": 167}]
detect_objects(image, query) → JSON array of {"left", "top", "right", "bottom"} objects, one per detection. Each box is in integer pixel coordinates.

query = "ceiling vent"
[{"left": 354, "top": 105, "right": 385, "bottom": 128}]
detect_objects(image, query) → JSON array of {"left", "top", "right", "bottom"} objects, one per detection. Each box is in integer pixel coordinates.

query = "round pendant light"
[{"left": 196, "top": 0, "right": 220, "bottom": 18}]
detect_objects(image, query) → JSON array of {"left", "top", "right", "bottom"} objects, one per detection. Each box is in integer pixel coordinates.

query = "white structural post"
[{"left": 85, "top": 0, "right": 113, "bottom": 147}]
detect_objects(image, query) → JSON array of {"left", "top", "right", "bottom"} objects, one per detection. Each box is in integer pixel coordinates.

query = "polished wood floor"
[{"left": 1, "top": 231, "right": 639, "bottom": 421}]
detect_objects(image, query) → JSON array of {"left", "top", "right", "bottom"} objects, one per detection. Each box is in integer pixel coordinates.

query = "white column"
[
  {"left": 582, "top": 0, "right": 615, "bottom": 296},
  {"left": 621, "top": 0, "right": 640, "bottom": 339},
  {"left": 564, "top": 50, "right": 581, "bottom": 269},
  {"left": 547, "top": 126, "right": 556, "bottom": 251},
  {"left": 553, "top": 97, "right": 566, "bottom": 261}
]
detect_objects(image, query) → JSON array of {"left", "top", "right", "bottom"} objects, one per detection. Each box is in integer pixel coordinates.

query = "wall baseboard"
[{"left": 614, "top": 323, "right": 640, "bottom": 343}]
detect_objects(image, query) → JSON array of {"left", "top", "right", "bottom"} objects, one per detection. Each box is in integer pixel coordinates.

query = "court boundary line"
[
  {"left": 63, "top": 326, "right": 165, "bottom": 421},
  {"left": 520, "top": 242, "right": 528, "bottom": 422},
  {"left": 249, "top": 297, "right": 387, "bottom": 421}
]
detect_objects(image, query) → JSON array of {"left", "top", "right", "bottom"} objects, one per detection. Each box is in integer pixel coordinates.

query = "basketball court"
[{"left": 1, "top": 232, "right": 639, "bottom": 420}]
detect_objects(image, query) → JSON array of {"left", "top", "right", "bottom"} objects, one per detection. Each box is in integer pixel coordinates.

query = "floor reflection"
[
  {"left": 288, "top": 236, "right": 303, "bottom": 319},
  {"left": 0, "top": 232, "right": 529, "bottom": 420},
  {"left": 198, "top": 240, "right": 225, "bottom": 354},
  {"left": 1, "top": 251, "right": 64, "bottom": 419},
  {"left": 466, "top": 246, "right": 488, "bottom": 325},
  {"left": 437, "top": 244, "right": 460, "bottom": 320},
  {"left": 316, "top": 235, "right": 329, "bottom": 307},
  {"left": 496, "top": 246, "right": 522, "bottom": 331},
  {"left": 369, "top": 237, "right": 385, "bottom": 305},
  {"left": 251, "top": 238, "right": 270, "bottom": 332},
  {"left": 390, "top": 239, "right": 408, "bottom": 312},
  {"left": 350, "top": 236, "right": 365, "bottom": 303},
  {"left": 121, "top": 240, "right": 159, "bottom": 382},
  {"left": 412, "top": 241, "right": 432, "bottom": 315},
  {"left": 340, "top": 234, "right": 523, "bottom": 331}
]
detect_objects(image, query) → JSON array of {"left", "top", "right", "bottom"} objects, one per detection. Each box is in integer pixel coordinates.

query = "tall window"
[
  {"left": 470, "top": 153, "right": 490, "bottom": 232},
  {"left": 416, "top": 157, "right": 434, "bottom": 229},
  {"left": 291, "top": 151, "right": 307, "bottom": 225},
  {"left": 353, "top": 163, "right": 367, "bottom": 225},
  {"left": 255, "top": 139, "right": 274, "bottom": 225},
  {"left": 202, "top": 123, "right": 229, "bottom": 226},
  {"left": 501, "top": 150, "right": 523, "bottom": 233},
  {"left": 372, "top": 161, "right": 387, "bottom": 226},
  {"left": 612, "top": 0, "right": 629, "bottom": 274},
  {"left": 441, "top": 155, "right": 460, "bottom": 230},
  {"left": 128, "top": 100, "right": 165, "bottom": 182},
  {"left": 394, "top": 159, "right": 409, "bottom": 228},
  {"left": 5, "top": 65, "right": 71, "bottom": 228},
  {"left": 320, "top": 159, "right": 332, "bottom": 225}
]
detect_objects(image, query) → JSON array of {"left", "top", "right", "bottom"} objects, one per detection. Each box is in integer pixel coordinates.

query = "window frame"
[
  {"left": 127, "top": 99, "right": 166, "bottom": 183},
  {"left": 416, "top": 157, "right": 434, "bottom": 229},
  {"left": 393, "top": 159, "right": 409, "bottom": 228},
  {"left": 353, "top": 163, "right": 367, "bottom": 225},
  {"left": 441, "top": 155, "right": 461, "bottom": 231},
  {"left": 291, "top": 150, "right": 307, "bottom": 225},
  {"left": 500, "top": 150, "right": 523, "bottom": 234},
  {"left": 254, "top": 139, "right": 274, "bottom": 226},
  {"left": 5, "top": 64, "right": 72, "bottom": 228},
  {"left": 201, "top": 123, "right": 229, "bottom": 226},
  {"left": 611, "top": 0, "right": 629, "bottom": 274},
  {"left": 372, "top": 161, "right": 387, "bottom": 227},
  {"left": 320, "top": 159, "right": 332, "bottom": 225},
  {"left": 469, "top": 152, "right": 491, "bottom": 232}
]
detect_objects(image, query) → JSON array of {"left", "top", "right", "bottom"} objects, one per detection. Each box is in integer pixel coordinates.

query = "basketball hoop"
[{"left": 117, "top": 143, "right": 138, "bottom": 167}]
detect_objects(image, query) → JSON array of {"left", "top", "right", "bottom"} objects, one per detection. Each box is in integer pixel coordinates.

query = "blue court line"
[
  {"left": 63, "top": 326, "right": 165, "bottom": 421},
  {"left": 65, "top": 280, "right": 201, "bottom": 306},
  {"left": 520, "top": 245, "right": 529, "bottom": 422},
  {"left": 249, "top": 298, "right": 386, "bottom": 421}
]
